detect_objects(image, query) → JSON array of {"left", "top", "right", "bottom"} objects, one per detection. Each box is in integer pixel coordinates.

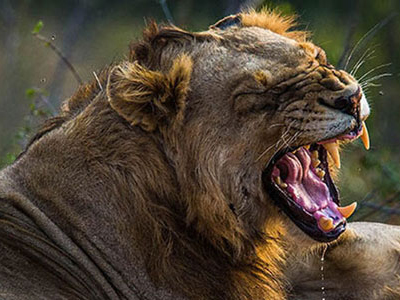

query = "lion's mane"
[{"left": 15, "top": 10, "right": 314, "bottom": 300}]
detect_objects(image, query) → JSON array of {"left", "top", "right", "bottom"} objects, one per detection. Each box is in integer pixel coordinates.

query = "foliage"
[
  {"left": 31, "top": 20, "right": 43, "bottom": 34},
  {"left": 0, "top": 87, "right": 52, "bottom": 168}
]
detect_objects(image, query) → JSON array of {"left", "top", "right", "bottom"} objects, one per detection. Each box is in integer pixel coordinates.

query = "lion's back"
[{"left": 0, "top": 167, "right": 110, "bottom": 299}]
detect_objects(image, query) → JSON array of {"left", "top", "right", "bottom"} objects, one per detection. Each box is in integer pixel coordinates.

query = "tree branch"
[
  {"left": 337, "top": 1, "right": 361, "bottom": 69},
  {"left": 159, "top": 0, "right": 174, "bottom": 25},
  {"left": 32, "top": 32, "right": 83, "bottom": 85}
]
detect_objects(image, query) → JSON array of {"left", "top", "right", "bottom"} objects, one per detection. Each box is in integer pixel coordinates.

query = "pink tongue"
[{"left": 274, "top": 148, "right": 344, "bottom": 230}]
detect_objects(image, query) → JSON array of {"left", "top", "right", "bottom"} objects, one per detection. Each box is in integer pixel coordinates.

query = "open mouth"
[{"left": 263, "top": 121, "right": 370, "bottom": 242}]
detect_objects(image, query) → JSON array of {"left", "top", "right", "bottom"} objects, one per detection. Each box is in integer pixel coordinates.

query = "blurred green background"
[{"left": 0, "top": 0, "right": 399, "bottom": 223}]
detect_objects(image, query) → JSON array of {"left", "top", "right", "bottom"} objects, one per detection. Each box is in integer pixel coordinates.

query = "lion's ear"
[{"left": 106, "top": 54, "right": 193, "bottom": 131}]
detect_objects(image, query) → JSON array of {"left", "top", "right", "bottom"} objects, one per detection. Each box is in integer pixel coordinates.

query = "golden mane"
[{"left": 240, "top": 9, "right": 309, "bottom": 42}]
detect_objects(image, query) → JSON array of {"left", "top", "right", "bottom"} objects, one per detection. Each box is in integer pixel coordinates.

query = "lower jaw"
[
  {"left": 265, "top": 175, "right": 346, "bottom": 242},
  {"left": 283, "top": 215, "right": 346, "bottom": 245}
]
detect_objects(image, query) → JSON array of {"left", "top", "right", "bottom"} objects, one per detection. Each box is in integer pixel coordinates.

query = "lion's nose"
[
  {"left": 333, "top": 88, "right": 362, "bottom": 116},
  {"left": 319, "top": 87, "right": 362, "bottom": 118}
]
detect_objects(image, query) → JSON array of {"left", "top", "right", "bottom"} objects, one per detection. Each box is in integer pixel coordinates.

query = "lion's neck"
[{"left": 8, "top": 97, "right": 288, "bottom": 299}]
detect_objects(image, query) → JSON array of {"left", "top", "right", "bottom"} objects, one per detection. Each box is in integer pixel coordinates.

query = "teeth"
[
  {"left": 304, "top": 145, "right": 310, "bottom": 150},
  {"left": 360, "top": 121, "right": 370, "bottom": 150},
  {"left": 337, "top": 202, "right": 357, "bottom": 219},
  {"left": 323, "top": 142, "right": 341, "bottom": 169},
  {"left": 311, "top": 151, "right": 319, "bottom": 160},
  {"left": 274, "top": 176, "right": 288, "bottom": 189},
  {"left": 318, "top": 216, "right": 334, "bottom": 232},
  {"left": 312, "top": 158, "right": 321, "bottom": 168},
  {"left": 310, "top": 150, "right": 321, "bottom": 168},
  {"left": 316, "top": 168, "right": 325, "bottom": 179}
]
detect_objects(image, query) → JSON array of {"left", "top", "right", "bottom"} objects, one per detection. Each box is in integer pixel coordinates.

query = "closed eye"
[{"left": 234, "top": 91, "right": 277, "bottom": 114}]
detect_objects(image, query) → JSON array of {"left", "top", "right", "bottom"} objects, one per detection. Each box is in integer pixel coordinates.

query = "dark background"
[{"left": 1, "top": 0, "right": 399, "bottom": 223}]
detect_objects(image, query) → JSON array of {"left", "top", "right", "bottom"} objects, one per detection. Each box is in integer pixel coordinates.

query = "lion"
[{"left": 0, "top": 9, "right": 399, "bottom": 300}]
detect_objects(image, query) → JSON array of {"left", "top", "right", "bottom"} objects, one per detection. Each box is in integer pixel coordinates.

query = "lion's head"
[
  {"left": 22, "top": 9, "right": 370, "bottom": 299},
  {"left": 106, "top": 10, "right": 369, "bottom": 241}
]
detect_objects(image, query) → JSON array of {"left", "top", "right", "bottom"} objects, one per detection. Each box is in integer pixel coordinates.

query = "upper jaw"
[
  {"left": 288, "top": 87, "right": 370, "bottom": 154},
  {"left": 307, "top": 120, "right": 370, "bottom": 170}
]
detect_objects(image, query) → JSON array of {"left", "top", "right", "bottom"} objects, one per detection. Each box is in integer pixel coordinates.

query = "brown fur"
[
  {"left": 7, "top": 10, "right": 370, "bottom": 300},
  {"left": 107, "top": 54, "right": 193, "bottom": 131}
]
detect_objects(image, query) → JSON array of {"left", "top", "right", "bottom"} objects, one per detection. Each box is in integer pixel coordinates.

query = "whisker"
[
  {"left": 256, "top": 120, "right": 297, "bottom": 163},
  {"left": 269, "top": 123, "right": 285, "bottom": 129},
  {"left": 278, "top": 132, "right": 290, "bottom": 149},
  {"left": 350, "top": 47, "right": 376, "bottom": 76},
  {"left": 350, "top": 47, "right": 372, "bottom": 75},
  {"left": 361, "top": 73, "right": 392, "bottom": 86},
  {"left": 287, "top": 136, "right": 300, "bottom": 150},
  {"left": 344, "top": 13, "right": 397, "bottom": 71},
  {"left": 256, "top": 123, "right": 289, "bottom": 162},
  {"left": 351, "top": 55, "right": 377, "bottom": 77},
  {"left": 358, "top": 63, "right": 392, "bottom": 82},
  {"left": 362, "top": 83, "right": 381, "bottom": 89},
  {"left": 277, "top": 123, "right": 300, "bottom": 152},
  {"left": 282, "top": 131, "right": 300, "bottom": 149},
  {"left": 256, "top": 143, "right": 278, "bottom": 162},
  {"left": 274, "top": 132, "right": 289, "bottom": 154},
  {"left": 345, "top": 30, "right": 375, "bottom": 71}
]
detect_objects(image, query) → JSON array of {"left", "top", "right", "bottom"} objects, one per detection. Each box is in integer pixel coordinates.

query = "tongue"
[{"left": 274, "top": 148, "right": 345, "bottom": 232}]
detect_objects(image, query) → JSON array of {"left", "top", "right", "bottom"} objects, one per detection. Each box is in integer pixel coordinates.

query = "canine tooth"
[
  {"left": 316, "top": 168, "right": 325, "bottom": 179},
  {"left": 337, "top": 202, "right": 357, "bottom": 219},
  {"left": 318, "top": 216, "right": 334, "bottom": 232},
  {"left": 312, "top": 151, "right": 319, "bottom": 160},
  {"left": 360, "top": 121, "right": 370, "bottom": 150},
  {"left": 323, "top": 142, "right": 341, "bottom": 169},
  {"left": 304, "top": 145, "right": 310, "bottom": 150}
]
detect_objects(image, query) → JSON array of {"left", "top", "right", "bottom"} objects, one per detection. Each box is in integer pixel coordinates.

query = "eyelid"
[
  {"left": 234, "top": 89, "right": 267, "bottom": 97},
  {"left": 232, "top": 77, "right": 268, "bottom": 97}
]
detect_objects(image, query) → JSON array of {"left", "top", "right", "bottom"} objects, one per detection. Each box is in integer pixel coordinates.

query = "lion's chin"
[{"left": 282, "top": 216, "right": 324, "bottom": 247}]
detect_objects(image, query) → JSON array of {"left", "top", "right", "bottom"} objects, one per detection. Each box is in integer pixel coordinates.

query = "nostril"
[
  {"left": 319, "top": 96, "right": 352, "bottom": 113},
  {"left": 334, "top": 97, "right": 350, "bottom": 110},
  {"left": 317, "top": 97, "right": 327, "bottom": 106},
  {"left": 318, "top": 88, "right": 362, "bottom": 117}
]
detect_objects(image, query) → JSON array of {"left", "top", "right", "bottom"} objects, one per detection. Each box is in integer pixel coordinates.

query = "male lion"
[{"left": 0, "top": 9, "right": 399, "bottom": 300}]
